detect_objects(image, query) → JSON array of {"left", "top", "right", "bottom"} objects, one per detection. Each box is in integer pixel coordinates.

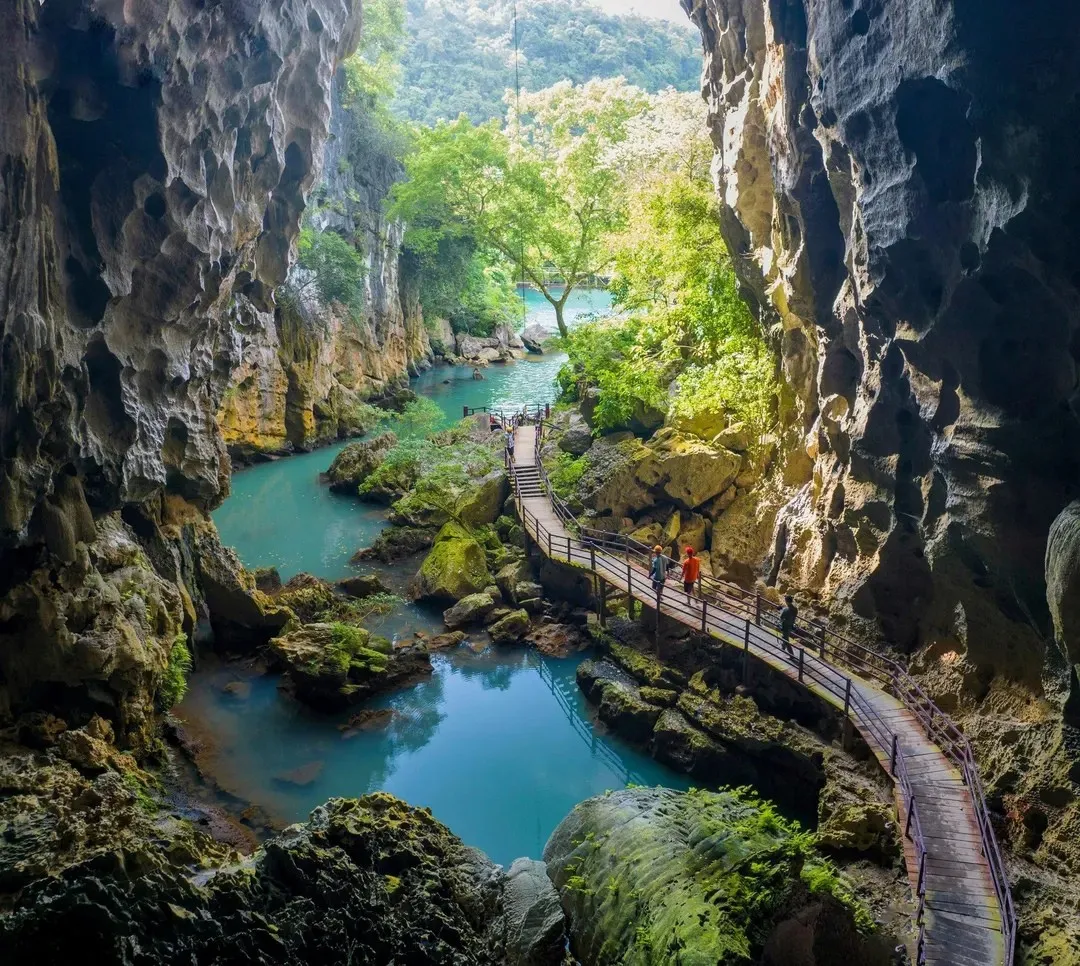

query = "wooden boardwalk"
[{"left": 510, "top": 423, "right": 1012, "bottom": 966}]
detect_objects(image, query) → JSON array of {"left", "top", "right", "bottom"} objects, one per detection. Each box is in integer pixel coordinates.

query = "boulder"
[
  {"left": 353, "top": 526, "right": 435, "bottom": 564},
  {"left": 325, "top": 433, "right": 397, "bottom": 493},
  {"left": 668, "top": 402, "right": 729, "bottom": 440},
  {"left": 503, "top": 858, "right": 569, "bottom": 966},
  {"left": 544, "top": 787, "right": 888, "bottom": 966},
  {"left": 595, "top": 680, "right": 663, "bottom": 742},
  {"left": 634, "top": 429, "right": 742, "bottom": 510},
  {"left": 443, "top": 593, "right": 497, "bottom": 629},
  {"left": 337, "top": 573, "right": 391, "bottom": 599},
  {"left": 456, "top": 470, "right": 511, "bottom": 527},
  {"left": 817, "top": 793, "right": 899, "bottom": 859},
  {"left": 415, "top": 522, "right": 492, "bottom": 602},
  {"left": 252, "top": 567, "right": 282, "bottom": 594},
  {"left": 574, "top": 438, "right": 655, "bottom": 519},
  {"left": 557, "top": 412, "right": 593, "bottom": 456},
  {"left": 520, "top": 324, "right": 552, "bottom": 354},
  {"left": 526, "top": 623, "right": 586, "bottom": 657},
  {"left": 513, "top": 581, "right": 544, "bottom": 603},
  {"left": 495, "top": 560, "right": 533, "bottom": 600},
  {"left": 269, "top": 623, "right": 431, "bottom": 711},
  {"left": 489, "top": 609, "right": 531, "bottom": 645},
  {"left": 712, "top": 421, "right": 753, "bottom": 453},
  {"left": 427, "top": 630, "right": 466, "bottom": 650}
]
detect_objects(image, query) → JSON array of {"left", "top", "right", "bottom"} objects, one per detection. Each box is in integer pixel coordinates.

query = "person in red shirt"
[{"left": 681, "top": 547, "right": 701, "bottom": 597}]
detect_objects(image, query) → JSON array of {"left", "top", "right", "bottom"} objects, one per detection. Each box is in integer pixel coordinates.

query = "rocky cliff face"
[
  {"left": 217, "top": 77, "right": 432, "bottom": 462},
  {"left": 0, "top": 0, "right": 359, "bottom": 747},
  {"left": 682, "top": 0, "right": 1080, "bottom": 948}
]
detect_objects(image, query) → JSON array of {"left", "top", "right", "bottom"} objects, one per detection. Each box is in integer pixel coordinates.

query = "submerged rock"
[
  {"left": 544, "top": 787, "right": 890, "bottom": 966},
  {"left": 2, "top": 794, "right": 568, "bottom": 966},
  {"left": 415, "top": 522, "right": 492, "bottom": 602},
  {"left": 337, "top": 572, "right": 391, "bottom": 599},
  {"left": 325, "top": 433, "right": 398, "bottom": 493}
]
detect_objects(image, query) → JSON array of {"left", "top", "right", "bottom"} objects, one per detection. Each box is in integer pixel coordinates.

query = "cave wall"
[
  {"left": 217, "top": 74, "right": 433, "bottom": 462},
  {"left": 0, "top": 0, "right": 359, "bottom": 745},
  {"left": 682, "top": 0, "right": 1080, "bottom": 938}
]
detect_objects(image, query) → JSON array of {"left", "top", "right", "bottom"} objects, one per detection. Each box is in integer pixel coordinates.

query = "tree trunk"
[{"left": 554, "top": 300, "right": 568, "bottom": 339}]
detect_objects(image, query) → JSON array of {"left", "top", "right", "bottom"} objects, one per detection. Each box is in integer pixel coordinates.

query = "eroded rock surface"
[
  {"left": 2, "top": 794, "right": 569, "bottom": 966},
  {"left": 683, "top": 0, "right": 1080, "bottom": 939},
  {"left": 545, "top": 786, "right": 892, "bottom": 966}
]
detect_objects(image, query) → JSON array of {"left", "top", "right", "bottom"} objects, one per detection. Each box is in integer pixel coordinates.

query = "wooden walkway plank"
[{"left": 507, "top": 423, "right": 1012, "bottom": 966}]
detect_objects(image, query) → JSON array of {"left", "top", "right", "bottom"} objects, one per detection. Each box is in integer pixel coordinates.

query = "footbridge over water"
[{"left": 499, "top": 415, "right": 1014, "bottom": 966}]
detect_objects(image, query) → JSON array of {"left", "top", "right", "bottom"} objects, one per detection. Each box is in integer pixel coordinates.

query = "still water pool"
[
  {"left": 189, "top": 288, "right": 698, "bottom": 864},
  {"left": 182, "top": 650, "right": 690, "bottom": 866}
]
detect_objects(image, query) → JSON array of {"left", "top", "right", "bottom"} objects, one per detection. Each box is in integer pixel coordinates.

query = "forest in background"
[
  {"left": 395, "top": 0, "right": 701, "bottom": 125},
  {"left": 294, "top": 0, "right": 779, "bottom": 447}
]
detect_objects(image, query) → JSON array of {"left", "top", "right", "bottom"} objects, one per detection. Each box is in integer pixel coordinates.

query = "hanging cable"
[{"left": 513, "top": 1, "right": 527, "bottom": 329}]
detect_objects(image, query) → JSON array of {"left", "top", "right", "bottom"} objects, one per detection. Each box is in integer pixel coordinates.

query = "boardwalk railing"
[{"left": 508, "top": 415, "right": 1015, "bottom": 966}]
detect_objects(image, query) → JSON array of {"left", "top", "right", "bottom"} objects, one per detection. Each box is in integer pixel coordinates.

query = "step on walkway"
[{"left": 510, "top": 422, "right": 1012, "bottom": 966}]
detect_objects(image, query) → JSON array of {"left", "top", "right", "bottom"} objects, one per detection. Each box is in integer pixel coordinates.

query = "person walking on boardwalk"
[
  {"left": 505, "top": 428, "right": 515, "bottom": 460},
  {"left": 680, "top": 547, "right": 700, "bottom": 599},
  {"left": 779, "top": 594, "right": 798, "bottom": 655},
  {"left": 649, "top": 545, "right": 668, "bottom": 594}
]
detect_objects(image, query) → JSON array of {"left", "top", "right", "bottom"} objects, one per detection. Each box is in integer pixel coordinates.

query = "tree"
[
  {"left": 294, "top": 228, "right": 367, "bottom": 316},
  {"left": 390, "top": 78, "right": 647, "bottom": 337}
]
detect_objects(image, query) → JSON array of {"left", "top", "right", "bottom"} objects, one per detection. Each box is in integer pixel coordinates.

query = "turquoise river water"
[{"left": 185, "top": 288, "right": 698, "bottom": 866}]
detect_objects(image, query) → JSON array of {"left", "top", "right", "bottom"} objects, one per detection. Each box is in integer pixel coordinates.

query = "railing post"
[
  {"left": 590, "top": 546, "right": 596, "bottom": 571},
  {"left": 890, "top": 734, "right": 899, "bottom": 775},
  {"left": 819, "top": 624, "right": 826, "bottom": 659},
  {"left": 547, "top": 531, "right": 552, "bottom": 557},
  {"left": 701, "top": 598, "right": 707, "bottom": 633},
  {"left": 843, "top": 677, "right": 851, "bottom": 717},
  {"left": 797, "top": 646, "right": 804, "bottom": 682},
  {"left": 743, "top": 618, "right": 751, "bottom": 684},
  {"left": 754, "top": 595, "right": 762, "bottom": 626},
  {"left": 565, "top": 535, "right": 571, "bottom": 562},
  {"left": 463, "top": 405, "right": 469, "bottom": 419},
  {"left": 627, "top": 561, "right": 632, "bottom": 595}
]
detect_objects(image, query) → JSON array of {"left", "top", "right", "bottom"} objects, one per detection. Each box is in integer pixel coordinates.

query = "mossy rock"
[
  {"left": 325, "top": 432, "right": 397, "bottom": 493},
  {"left": 639, "top": 686, "right": 678, "bottom": 708},
  {"left": 456, "top": 470, "right": 510, "bottom": 527},
  {"left": 353, "top": 526, "right": 435, "bottom": 564},
  {"left": 443, "top": 593, "right": 496, "bottom": 629},
  {"left": 489, "top": 609, "right": 530, "bottom": 645},
  {"left": 544, "top": 787, "right": 888, "bottom": 966},
  {"left": 415, "top": 521, "right": 492, "bottom": 602},
  {"left": 269, "top": 623, "right": 430, "bottom": 711},
  {"left": 595, "top": 681, "right": 662, "bottom": 742},
  {"left": 817, "top": 789, "right": 900, "bottom": 859},
  {"left": 607, "top": 642, "right": 687, "bottom": 690}
]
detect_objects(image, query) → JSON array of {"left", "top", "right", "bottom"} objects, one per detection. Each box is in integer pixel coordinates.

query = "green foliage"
[
  {"left": 342, "top": 0, "right": 406, "bottom": 106},
  {"left": 548, "top": 452, "right": 587, "bottom": 499},
  {"left": 394, "top": 0, "right": 701, "bottom": 126},
  {"left": 295, "top": 228, "right": 367, "bottom": 316},
  {"left": 391, "top": 80, "right": 645, "bottom": 337},
  {"left": 337, "top": 593, "right": 403, "bottom": 625},
  {"left": 414, "top": 238, "right": 521, "bottom": 336},
  {"left": 558, "top": 174, "right": 778, "bottom": 438},
  {"left": 158, "top": 634, "right": 192, "bottom": 711},
  {"left": 326, "top": 622, "right": 390, "bottom": 675},
  {"left": 395, "top": 397, "right": 445, "bottom": 438}
]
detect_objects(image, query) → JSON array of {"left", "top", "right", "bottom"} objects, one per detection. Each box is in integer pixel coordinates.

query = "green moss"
[
  {"left": 608, "top": 642, "right": 687, "bottom": 690},
  {"left": 157, "top": 634, "right": 192, "bottom": 711},
  {"left": 416, "top": 521, "right": 492, "bottom": 600},
  {"left": 327, "top": 622, "right": 388, "bottom": 676},
  {"left": 548, "top": 786, "right": 879, "bottom": 966}
]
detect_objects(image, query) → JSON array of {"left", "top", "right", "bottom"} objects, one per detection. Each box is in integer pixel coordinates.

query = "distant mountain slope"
[{"left": 395, "top": 0, "right": 701, "bottom": 125}]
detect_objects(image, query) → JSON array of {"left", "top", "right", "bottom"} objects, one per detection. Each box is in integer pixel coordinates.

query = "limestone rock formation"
[
  {"left": 0, "top": 0, "right": 358, "bottom": 743},
  {"left": 2, "top": 794, "right": 569, "bottom": 966},
  {"left": 269, "top": 623, "right": 431, "bottom": 710},
  {"left": 682, "top": 0, "right": 1080, "bottom": 920},
  {"left": 217, "top": 72, "right": 432, "bottom": 463},
  {"left": 415, "top": 521, "right": 492, "bottom": 601},
  {"left": 544, "top": 786, "right": 891, "bottom": 966},
  {"left": 325, "top": 432, "right": 398, "bottom": 493}
]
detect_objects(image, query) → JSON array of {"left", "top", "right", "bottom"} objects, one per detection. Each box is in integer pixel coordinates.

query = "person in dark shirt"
[
  {"left": 779, "top": 594, "right": 798, "bottom": 655},
  {"left": 649, "top": 545, "right": 668, "bottom": 594}
]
